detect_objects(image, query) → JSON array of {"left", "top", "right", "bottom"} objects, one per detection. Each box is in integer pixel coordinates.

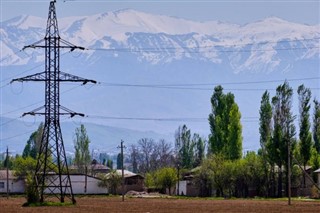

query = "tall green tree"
[
  {"left": 154, "top": 167, "right": 178, "bottom": 195},
  {"left": 259, "top": 91, "right": 273, "bottom": 158},
  {"left": 227, "top": 104, "right": 242, "bottom": 160},
  {"left": 73, "top": 124, "right": 91, "bottom": 174},
  {"left": 259, "top": 91, "right": 273, "bottom": 196},
  {"left": 271, "top": 81, "right": 296, "bottom": 197},
  {"left": 208, "top": 85, "right": 242, "bottom": 160},
  {"left": 22, "top": 123, "right": 43, "bottom": 159},
  {"left": 193, "top": 133, "right": 206, "bottom": 167},
  {"left": 175, "top": 125, "right": 194, "bottom": 169},
  {"left": 314, "top": 99, "right": 320, "bottom": 153},
  {"left": 297, "top": 84, "right": 313, "bottom": 186},
  {"left": 117, "top": 153, "right": 123, "bottom": 170}
]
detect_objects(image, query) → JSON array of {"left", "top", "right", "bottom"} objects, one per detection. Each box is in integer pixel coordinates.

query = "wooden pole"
[
  {"left": 6, "top": 146, "right": 9, "bottom": 199},
  {"left": 288, "top": 139, "right": 291, "bottom": 205},
  {"left": 118, "top": 140, "right": 126, "bottom": 202}
]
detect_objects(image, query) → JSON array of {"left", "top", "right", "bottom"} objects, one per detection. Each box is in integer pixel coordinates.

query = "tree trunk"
[{"left": 277, "top": 165, "right": 283, "bottom": 198}]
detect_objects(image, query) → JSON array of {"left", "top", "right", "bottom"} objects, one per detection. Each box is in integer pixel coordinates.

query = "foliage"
[
  {"left": 175, "top": 125, "right": 195, "bottom": 169},
  {"left": 310, "top": 148, "right": 320, "bottom": 182},
  {"left": 145, "top": 172, "right": 156, "bottom": 189},
  {"left": 154, "top": 167, "right": 178, "bottom": 195},
  {"left": 193, "top": 134, "right": 206, "bottom": 167},
  {"left": 258, "top": 91, "right": 273, "bottom": 196},
  {"left": 259, "top": 91, "right": 273, "bottom": 163},
  {"left": 297, "top": 85, "right": 313, "bottom": 170},
  {"left": 194, "top": 158, "right": 215, "bottom": 197},
  {"left": 73, "top": 124, "right": 91, "bottom": 174},
  {"left": 270, "top": 81, "right": 296, "bottom": 197},
  {"left": 13, "top": 156, "right": 39, "bottom": 203},
  {"left": 25, "top": 173, "right": 40, "bottom": 204},
  {"left": 98, "top": 170, "right": 121, "bottom": 195},
  {"left": 107, "top": 159, "right": 113, "bottom": 169},
  {"left": 208, "top": 85, "right": 242, "bottom": 160},
  {"left": 117, "top": 153, "right": 123, "bottom": 170},
  {"left": 314, "top": 99, "right": 320, "bottom": 153},
  {"left": 13, "top": 156, "right": 37, "bottom": 178},
  {"left": 2, "top": 154, "right": 14, "bottom": 170},
  {"left": 22, "top": 123, "right": 43, "bottom": 159}
]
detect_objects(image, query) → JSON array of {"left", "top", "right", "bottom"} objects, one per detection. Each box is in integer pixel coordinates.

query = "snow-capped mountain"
[
  {"left": 1, "top": 9, "right": 319, "bottom": 154},
  {"left": 1, "top": 9, "right": 319, "bottom": 72}
]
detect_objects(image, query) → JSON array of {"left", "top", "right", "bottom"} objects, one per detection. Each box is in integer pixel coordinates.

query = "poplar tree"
[
  {"left": 73, "top": 124, "right": 91, "bottom": 174},
  {"left": 259, "top": 91, "right": 273, "bottom": 158},
  {"left": 193, "top": 133, "right": 206, "bottom": 167},
  {"left": 297, "top": 84, "right": 312, "bottom": 186},
  {"left": 175, "top": 125, "right": 194, "bottom": 169},
  {"left": 271, "top": 81, "right": 296, "bottom": 197},
  {"left": 208, "top": 85, "right": 242, "bottom": 160},
  {"left": 22, "top": 123, "right": 44, "bottom": 159},
  {"left": 259, "top": 91, "right": 273, "bottom": 195},
  {"left": 314, "top": 99, "right": 320, "bottom": 153}
]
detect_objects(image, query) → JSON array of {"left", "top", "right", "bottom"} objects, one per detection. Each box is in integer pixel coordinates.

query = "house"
[
  {"left": 314, "top": 168, "right": 320, "bottom": 188},
  {"left": 0, "top": 170, "right": 24, "bottom": 194},
  {"left": 114, "top": 170, "right": 144, "bottom": 194},
  {"left": 69, "top": 160, "right": 111, "bottom": 177},
  {"left": 176, "top": 174, "right": 200, "bottom": 197},
  {"left": 91, "top": 160, "right": 111, "bottom": 176}
]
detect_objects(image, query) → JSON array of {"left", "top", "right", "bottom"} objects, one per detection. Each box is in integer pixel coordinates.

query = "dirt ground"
[{"left": 0, "top": 196, "right": 319, "bottom": 213}]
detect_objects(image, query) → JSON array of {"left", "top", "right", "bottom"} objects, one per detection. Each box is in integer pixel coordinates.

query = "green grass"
[{"left": 22, "top": 201, "right": 74, "bottom": 207}]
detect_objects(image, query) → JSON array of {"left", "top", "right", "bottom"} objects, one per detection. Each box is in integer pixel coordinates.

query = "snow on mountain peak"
[{"left": 1, "top": 9, "right": 319, "bottom": 70}]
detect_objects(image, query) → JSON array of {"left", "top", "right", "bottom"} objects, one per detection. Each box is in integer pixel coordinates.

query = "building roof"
[
  {"left": 102, "top": 170, "right": 144, "bottom": 179},
  {"left": 314, "top": 168, "right": 320, "bottom": 173},
  {"left": 115, "top": 170, "right": 139, "bottom": 178},
  {"left": 0, "top": 170, "right": 16, "bottom": 180}
]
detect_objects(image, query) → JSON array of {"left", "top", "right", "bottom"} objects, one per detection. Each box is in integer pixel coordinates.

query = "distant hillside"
[{"left": 0, "top": 117, "right": 173, "bottom": 155}]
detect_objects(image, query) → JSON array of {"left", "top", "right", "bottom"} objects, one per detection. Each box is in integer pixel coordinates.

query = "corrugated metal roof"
[{"left": 0, "top": 170, "right": 15, "bottom": 179}]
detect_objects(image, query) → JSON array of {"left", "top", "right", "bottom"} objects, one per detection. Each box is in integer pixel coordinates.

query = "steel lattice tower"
[{"left": 11, "top": 1, "right": 96, "bottom": 203}]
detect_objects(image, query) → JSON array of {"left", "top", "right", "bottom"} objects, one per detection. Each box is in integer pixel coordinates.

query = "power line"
[
  {"left": 99, "top": 77, "right": 320, "bottom": 91},
  {"left": 85, "top": 114, "right": 259, "bottom": 122},
  {"left": 88, "top": 46, "right": 319, "bottom": 54},
  {"left": 86, "top": 37, "right": 320, "bottom": 53},
  {"left": 97, "top": 76, "right": 320, "bottom": 87},
  {"left": 0, "top": 51, "right": 71, "bottom": 87},
  {"left": 0, "top": 117, "right": 20, "bottom": 127},
  {"left": 0, "top": 85, "right": 82, "bottom": 117},
  {"left": 0, "top": 130, "right": 34, "bottom": 142}
]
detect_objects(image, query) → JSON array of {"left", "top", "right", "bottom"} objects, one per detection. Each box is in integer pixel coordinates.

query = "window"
[{"left": 0, "top": 182, "right": 4, "bottom": 189}]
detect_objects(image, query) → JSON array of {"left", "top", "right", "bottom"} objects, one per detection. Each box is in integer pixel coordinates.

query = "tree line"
[{"left": 1, "top": 81, "right": 320, "bottom": 198}]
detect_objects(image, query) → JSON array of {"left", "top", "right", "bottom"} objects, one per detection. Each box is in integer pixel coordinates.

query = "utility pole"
[
  {"left": 6, "top": 146, "right": 9, "bottom": 199},
  {"left": 177, "top": 163, "right": 180, "bottom": 196},
  {"left": 118, "top": 140, "right": 126, "bottom": 202},
  {"left": 10, "top": 1, "right": 96, "bottom": 204},
  {"left": 288, "top": 138, "right": 291, "bottom": 205}
]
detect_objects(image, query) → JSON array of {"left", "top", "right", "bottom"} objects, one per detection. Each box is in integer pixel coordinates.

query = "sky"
[
  {"left": 1, "top": 0, "right": 319, "bottom": 25},
  {"left": 0, "top": 0, "right": 319, "bottom": 154}
]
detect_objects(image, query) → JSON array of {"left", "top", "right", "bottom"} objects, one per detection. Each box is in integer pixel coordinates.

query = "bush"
[{"left": 25, "top": 175, "right": 40, "bottom": 204}]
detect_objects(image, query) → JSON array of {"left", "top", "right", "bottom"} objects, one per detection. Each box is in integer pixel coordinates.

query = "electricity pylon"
[{"left": 11, "top": 1, "right": 96, "bottom": 203}]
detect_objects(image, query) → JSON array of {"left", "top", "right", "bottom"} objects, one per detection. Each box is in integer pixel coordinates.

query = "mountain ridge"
[
  {"left": 1, "top": 10, "right": 319, "bottom": 69},
  {"left": 1, "top": 9, "right": 319, "bottom": 156}
]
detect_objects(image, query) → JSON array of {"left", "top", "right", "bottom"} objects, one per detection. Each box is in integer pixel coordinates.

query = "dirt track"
[{"left": 1, "top": 196, "right": 319, "bottom": 213}]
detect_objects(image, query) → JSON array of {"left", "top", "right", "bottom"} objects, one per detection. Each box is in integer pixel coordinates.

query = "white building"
[
  {"left": 0, "top": 170, "right": 108, "bottom": 195},
  {"left": 0, "top": 170, "right": 25, "bottom": 194}
]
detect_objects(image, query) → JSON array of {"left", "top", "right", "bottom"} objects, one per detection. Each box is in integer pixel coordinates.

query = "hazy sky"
[{"left": 1, "top": 0, "right": 319, "bottom": 25}]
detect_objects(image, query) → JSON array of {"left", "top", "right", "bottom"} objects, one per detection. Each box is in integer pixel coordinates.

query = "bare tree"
[{"left": 138, "top": 138, "right": 154, "bottom": 173}]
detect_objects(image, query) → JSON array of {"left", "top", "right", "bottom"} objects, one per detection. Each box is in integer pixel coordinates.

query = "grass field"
[{"left": 1, "top": 196, "right": 320, "bottom": 213}]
